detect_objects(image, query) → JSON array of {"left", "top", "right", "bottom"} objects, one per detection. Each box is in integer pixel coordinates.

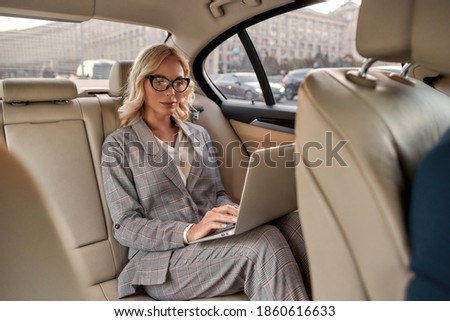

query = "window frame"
[{"left": 193, "top": 1, "right": 306, "bottom": 107}]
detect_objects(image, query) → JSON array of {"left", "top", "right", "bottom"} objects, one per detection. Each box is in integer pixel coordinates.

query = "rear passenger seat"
[
  {"left": 0, "top": 77, "right": 141, "bottom": 300},
  {"left": 0, "top": 71, "right": 248, "bottom": 300}
]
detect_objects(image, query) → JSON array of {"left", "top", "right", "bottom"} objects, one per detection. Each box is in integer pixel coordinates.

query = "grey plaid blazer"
[{"left": 101, "top": 118, "right": 235, "bottom": 298}]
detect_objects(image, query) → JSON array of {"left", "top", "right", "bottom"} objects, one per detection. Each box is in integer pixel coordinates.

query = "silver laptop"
[{"left": 190, "top": 143, "right": 297, "bottom": 244}]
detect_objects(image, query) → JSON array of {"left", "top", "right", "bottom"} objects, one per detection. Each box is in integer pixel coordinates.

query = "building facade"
[
  {"left": 205, "top": 1, "right": 361, "bottom": 75},
  {"left": 0, "top": 1, "right": 360, "bottom": 79},
  {"left": 0, "top": 20, "right": 166, "bottom": 78}
]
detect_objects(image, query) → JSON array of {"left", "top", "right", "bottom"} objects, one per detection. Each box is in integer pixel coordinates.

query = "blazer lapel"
[
  {"left": 176, "top": 120, "right": 205, "bottom": 193},
  {"left": 131, "top": 119, "right": 187, "bottom": 194}
]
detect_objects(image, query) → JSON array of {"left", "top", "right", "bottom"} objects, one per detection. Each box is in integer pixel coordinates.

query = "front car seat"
[
  {"left": 295, "top": 0, "right": 450, "bottom": 300},
  {"left": 0, "top": 144, "right": 86, "bottom": 300}
]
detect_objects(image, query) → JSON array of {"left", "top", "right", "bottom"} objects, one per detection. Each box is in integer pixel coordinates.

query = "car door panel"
[
  {"left": 230, "top": 119, "right": 294, "bottom": 153},
  {"left": 220, "top": 100, "right": 295, "bottom": 153}
]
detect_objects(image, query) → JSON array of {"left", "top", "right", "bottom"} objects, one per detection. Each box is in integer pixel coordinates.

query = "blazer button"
[{"left": 114, "top": 224, "right": 121, "bottom": 229}]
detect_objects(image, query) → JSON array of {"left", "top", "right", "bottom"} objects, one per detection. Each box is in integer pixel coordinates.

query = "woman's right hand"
[{"left": 186, "top": 205, "right": 239, "bottom": 243}]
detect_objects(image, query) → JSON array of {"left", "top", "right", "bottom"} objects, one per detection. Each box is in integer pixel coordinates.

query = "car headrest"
[
  {"left": 356, "top": 0, "right": 412, "bottom": 62},
  {"left": 412, "top": 0, "right": 450, "bottom": 75},
  {"left": 2, "top": 78, "right": 77, "bottom": 103},
  {"left": 109, "top": 61, "right": 133, "bottom": 97}
]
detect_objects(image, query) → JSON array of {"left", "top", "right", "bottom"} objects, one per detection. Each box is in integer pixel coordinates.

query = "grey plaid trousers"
[{"left": 143, "top": 211, "right": 310, "bottom": 301}]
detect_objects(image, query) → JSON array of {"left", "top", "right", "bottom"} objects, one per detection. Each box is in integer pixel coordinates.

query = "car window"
[
  {"left": 0, "top": 17, "right": 167, "bottom": 88},
  {"left": 205, "top": 33, "right": 266, "bottom": 103},
  {"left": 205, "top": 1, "right": 362, "bottom": 105},
  {"left": 205, "top": 0, "right": 400, "bottom": 107}
]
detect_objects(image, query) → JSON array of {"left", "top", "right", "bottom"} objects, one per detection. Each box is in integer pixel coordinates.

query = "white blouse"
[
  {"left": 155, "top": 128, "right": 193, "bottom": 186},
  {"left": 155, "top": 128, "right": 195, "bottom": 243}
]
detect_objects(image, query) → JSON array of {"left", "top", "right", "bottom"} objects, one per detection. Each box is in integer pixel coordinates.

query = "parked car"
[
  {"left": 214, "top": 72, "right": 284, "bottom": 102},
  {"left": 281, "top": 68, "right": 313, "bottom": 100},
  {"left": 76, "top": 59, "right": 115, "bottom": 79},
  {"left": 268, "top": 74, "right": 284, "bottom": 84}
]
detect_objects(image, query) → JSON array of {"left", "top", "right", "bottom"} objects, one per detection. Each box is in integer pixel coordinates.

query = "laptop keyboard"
[{"left": 213, "top": 223, "right": 236, "bottom": 235}]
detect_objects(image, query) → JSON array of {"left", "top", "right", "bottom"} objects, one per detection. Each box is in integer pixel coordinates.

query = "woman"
[{"left": 101, "top": 44, "right": 310, "bottom": 300}]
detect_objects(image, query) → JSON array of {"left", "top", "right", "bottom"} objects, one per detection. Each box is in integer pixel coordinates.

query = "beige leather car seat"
[
  {"left": 0, "top": 78, "right": 139, "bottom": 300},
  {"left": 0, "top": 76, "right": 249, "bottom": 300},
  {"left": 0, "top": 143, "right": 86, "bottom": 300},
  {"left": 295, "top": 0, "right": 450, "bottom": 300},
  {"left": 0, "top": 75, "right": 248, "bottom": 300}
]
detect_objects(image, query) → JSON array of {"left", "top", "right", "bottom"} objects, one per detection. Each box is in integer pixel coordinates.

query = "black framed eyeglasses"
[{"left": 145, "top": 75, "right": 190, "bottom": 93}]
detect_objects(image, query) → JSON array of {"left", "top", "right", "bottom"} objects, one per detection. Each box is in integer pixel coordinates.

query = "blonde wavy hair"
[{"left": 118, "top": 44, "right": 195, "bottom": 127}]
